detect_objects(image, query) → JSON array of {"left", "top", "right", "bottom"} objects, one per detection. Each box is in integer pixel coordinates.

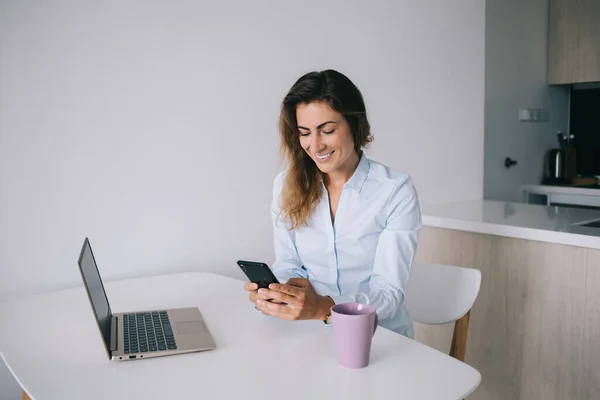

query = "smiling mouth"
[{"left": 315, "top": 151, "right": 334, "bottom": 160}]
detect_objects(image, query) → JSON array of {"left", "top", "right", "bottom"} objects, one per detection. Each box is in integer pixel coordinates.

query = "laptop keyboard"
[{"left": 123, "top": 311, "right": 177, "bottom": 354}]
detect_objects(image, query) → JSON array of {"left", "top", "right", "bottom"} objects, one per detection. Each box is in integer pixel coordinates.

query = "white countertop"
[
  {"left": 521, "top": 184, "right": 600, "bottom": 196},
  {"left": 421, "top": 199, "right": 600, "bottom": 249}
]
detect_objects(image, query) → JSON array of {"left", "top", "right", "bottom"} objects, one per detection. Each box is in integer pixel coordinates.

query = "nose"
[{"left": 310, "top": 132, "right": 324, "bottom": 150}]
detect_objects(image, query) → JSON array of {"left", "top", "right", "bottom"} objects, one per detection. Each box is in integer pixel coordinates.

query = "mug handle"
[{"left": 372, "top": 313, "right": 378, "bottom": 336}]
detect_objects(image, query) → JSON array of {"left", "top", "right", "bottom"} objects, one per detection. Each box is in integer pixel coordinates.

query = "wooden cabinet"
[{"left": 548, "top": 0, "right": 600, "bottom": 84}]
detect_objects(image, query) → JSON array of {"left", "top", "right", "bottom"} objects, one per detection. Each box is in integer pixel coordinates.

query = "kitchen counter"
[
  {"left": 416, "top": 200, "right": 600, "bottom": 399},
  {"left": 421, "top": 199, "right": 600, "bottom": 249},
  {"left": 521, "top": 184, "right": 600, "bottom": 196},
  {"left": 520, "top": 184, "right": 600, "bottom": 209}
]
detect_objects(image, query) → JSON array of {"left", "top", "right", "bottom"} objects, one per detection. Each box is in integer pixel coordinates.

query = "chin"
[
  {"left": 312, "top": 159, "right": 338, "bottom": 174},
  {"left": 315, "top": 165, "right": 335, "bottom": 174}
]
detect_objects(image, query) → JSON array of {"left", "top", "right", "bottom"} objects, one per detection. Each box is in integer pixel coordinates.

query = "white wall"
[
  {"left": 0, "top": 1, "right": 485, "bottom": 398},
  {"left": 484, "top": 0, "right": 570, "bottom": 202}
]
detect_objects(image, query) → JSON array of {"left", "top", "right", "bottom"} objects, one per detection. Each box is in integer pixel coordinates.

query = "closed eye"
[{"left": 298, "top": 127, "right": 335, "bottom": 137}]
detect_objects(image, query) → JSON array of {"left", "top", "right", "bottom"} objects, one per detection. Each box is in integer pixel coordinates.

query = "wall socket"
[{"left": 518, "top": 108, "right": 549, "bottom": 122}]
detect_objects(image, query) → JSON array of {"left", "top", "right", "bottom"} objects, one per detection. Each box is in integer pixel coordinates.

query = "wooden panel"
[
  {"left": 415, "top": 226, "right": 463, "bottom": 266},
  {"left": 548, "top": 0, "right": 600, "bottom": 84},
  {"left": 576, "top": 0, "right": 600, "bottom": 83},
  {"left": 457, "top": 230, "right": 495, "bottom": 374},
  {"left": 548, "top": 0, "right": 578, "bottom": 84},
  {"left": 583, "top": 248, "right": 600, "bottom": 399},
  {"left": 468, "top": 235, "right": 525, "bottom": 400},
  {"left": 518, "top": 239, "right": 586, "bottom": 400},
  {"left": 414, "top": 226, "right": 594, "bottom": 399},
  {"left": 549, "top": 0, "right": 566, "bottom": 83},
  {"left": 22, "top": 391, "right": 31, "bottom": 400}
]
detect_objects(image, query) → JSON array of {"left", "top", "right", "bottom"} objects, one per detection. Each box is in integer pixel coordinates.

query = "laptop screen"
[{"left": 77, "top": 238, "right": 113, "bottom": 355}]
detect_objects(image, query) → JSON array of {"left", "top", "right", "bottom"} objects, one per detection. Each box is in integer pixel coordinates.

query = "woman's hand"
[
  {"left": 244, "top": 281, "right": 284, "bottom": 306},
  {"left": 255, "top": 278, "right": 334, "bottom": 321},
  {"left": 244, "top": 281, "right": 259, "bottom": 305}
]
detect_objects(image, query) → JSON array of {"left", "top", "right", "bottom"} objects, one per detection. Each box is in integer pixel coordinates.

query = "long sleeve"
[
  {"left": 270, "top": 173, "right": 308, "bottom": 283},
  {"left": 329, "top": 176, "right": 422, "bottom": 322}
]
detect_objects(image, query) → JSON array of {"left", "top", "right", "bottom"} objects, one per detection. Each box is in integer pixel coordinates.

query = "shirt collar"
[{"left": 344, "top": 152, "right": 370, "bottom": 193}]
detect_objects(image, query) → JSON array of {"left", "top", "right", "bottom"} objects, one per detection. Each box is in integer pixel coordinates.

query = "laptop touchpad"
[{"left": 176, "top": 321, "right": 206, "bottom": 335}]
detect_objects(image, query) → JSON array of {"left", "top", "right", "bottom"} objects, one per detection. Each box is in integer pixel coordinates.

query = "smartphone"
[{"left": 237, "top": 260, "right": 280, "bottom": 289}]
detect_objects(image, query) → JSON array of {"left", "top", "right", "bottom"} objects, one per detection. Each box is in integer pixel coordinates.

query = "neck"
[{"left": 324, "top": 151, "right": 360, "bottom": 188}]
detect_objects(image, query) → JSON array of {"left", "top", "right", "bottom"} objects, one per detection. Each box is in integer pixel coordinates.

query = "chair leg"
[
  {"left": 449, "top": 309, "right": 471, "bottom": 362},
  {"left": 22, "top": 391, "right": 31, "bottom": 400}
]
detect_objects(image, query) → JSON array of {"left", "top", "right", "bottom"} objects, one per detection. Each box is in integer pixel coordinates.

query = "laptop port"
[{"left": 129, "top": 355, "right": 136, "bottom": 359}]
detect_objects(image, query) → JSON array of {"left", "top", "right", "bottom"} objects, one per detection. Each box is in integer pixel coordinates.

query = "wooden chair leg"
[
  {"left": 449, "top": 309, "right": 471, "bottom": 362},
  {"left": 22, "top": 391, "right": 32, "bottom": 400}
]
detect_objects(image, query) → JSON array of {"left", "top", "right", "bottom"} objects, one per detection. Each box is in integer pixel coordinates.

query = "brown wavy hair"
[{"left": 278, "top": 70, "right": 373, "bottom": 229}]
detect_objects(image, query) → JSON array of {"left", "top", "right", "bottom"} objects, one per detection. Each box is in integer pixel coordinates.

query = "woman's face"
[{"left": 296, "top": 101, "right": 357, "bottom": 176}]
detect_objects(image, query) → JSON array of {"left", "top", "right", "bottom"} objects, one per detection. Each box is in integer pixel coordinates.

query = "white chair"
[{"left": 404, "top": 261, "right": 482, "bottom": 362}]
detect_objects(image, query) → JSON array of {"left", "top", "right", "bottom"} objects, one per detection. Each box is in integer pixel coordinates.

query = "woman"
[{"left": 244, "top": 69, "right": 422, "bottom": 338}]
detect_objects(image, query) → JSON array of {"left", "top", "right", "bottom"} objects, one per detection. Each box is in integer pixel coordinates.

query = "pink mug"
[{"left": 331, "top": 303, "right": 378, "bottom": 368}]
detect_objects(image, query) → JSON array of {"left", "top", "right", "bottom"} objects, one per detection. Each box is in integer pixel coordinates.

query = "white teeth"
[{"left": 316, "top": 152, "right": 332, "bottom": 160}]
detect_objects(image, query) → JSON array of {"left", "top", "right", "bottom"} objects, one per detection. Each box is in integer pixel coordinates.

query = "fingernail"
[{"left": 258, "top": 289, "right": 264, "bottom": 294}]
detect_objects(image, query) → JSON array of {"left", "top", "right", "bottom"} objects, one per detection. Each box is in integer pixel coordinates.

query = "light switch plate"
[{"left": 518, "top": 107, "right": 549, "bottom": 122}]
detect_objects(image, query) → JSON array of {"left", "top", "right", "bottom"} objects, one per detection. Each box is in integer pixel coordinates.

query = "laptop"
[{"left": 77, "top": 237, "right": 216, "bottom": 361}]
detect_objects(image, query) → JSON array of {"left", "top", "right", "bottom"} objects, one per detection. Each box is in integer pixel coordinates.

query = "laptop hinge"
[{"left": 110, "top": 316, "right": 118, "bottom": 351}]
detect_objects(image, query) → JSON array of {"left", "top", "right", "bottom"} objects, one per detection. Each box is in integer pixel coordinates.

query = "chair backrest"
[{"left": 404, "top": 262, "right": 481, "bottom": 325}]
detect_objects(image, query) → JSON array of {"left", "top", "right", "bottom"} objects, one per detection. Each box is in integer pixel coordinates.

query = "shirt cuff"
[{"left": 323, "top": 295, "right": 353, "bottom": 327}]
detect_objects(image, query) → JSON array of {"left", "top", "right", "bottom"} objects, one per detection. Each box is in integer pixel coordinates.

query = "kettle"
[
  {"left": 548, "top": 149, "right": 565, "bottom": 177},
  {"left": 543, "top": 149, "right": 568, "bottom": 184},
  {"left": 543, "top": 148, "right": 576, "bottom": 185}
]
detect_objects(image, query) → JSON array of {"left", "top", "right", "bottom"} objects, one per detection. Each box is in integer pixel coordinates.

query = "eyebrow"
[{"left": 297, "top": 121, "right": 338, "bottom": 131}]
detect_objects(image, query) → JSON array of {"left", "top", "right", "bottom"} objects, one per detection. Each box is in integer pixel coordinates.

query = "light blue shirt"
[{"left": 271, "top": 153, "right": 422, "bottom": 337}]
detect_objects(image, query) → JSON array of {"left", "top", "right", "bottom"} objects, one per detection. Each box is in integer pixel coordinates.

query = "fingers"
[
  {"left": 285, "top": 278, "right": 309, "bottom": 288},
  {"left": 268, "top": 282, "right": 303, "bottom": 298},
  {"left": 252, "top": 279, "right": 312, "bottom": 320},
  {"left": 245, "top": 282, "right": 259, "bottom": 305},
  {"left": 256, "top": 299, "right": 296, "bottom": 320},
  {"left": 257, "top": 288, "right": 293, "bottom": 305},
  {"left": 248, "top": 291, "right": 258, "bottom": 303}
]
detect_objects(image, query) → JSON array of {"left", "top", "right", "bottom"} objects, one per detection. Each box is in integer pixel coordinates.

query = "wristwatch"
[{"left": 323, "top": 296, "right": 333, "bottom": 326}]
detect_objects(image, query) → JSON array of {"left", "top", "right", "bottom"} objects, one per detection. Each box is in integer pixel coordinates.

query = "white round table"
[{"left": 0, "top": 272, "right": 480, "bottom": 399}]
